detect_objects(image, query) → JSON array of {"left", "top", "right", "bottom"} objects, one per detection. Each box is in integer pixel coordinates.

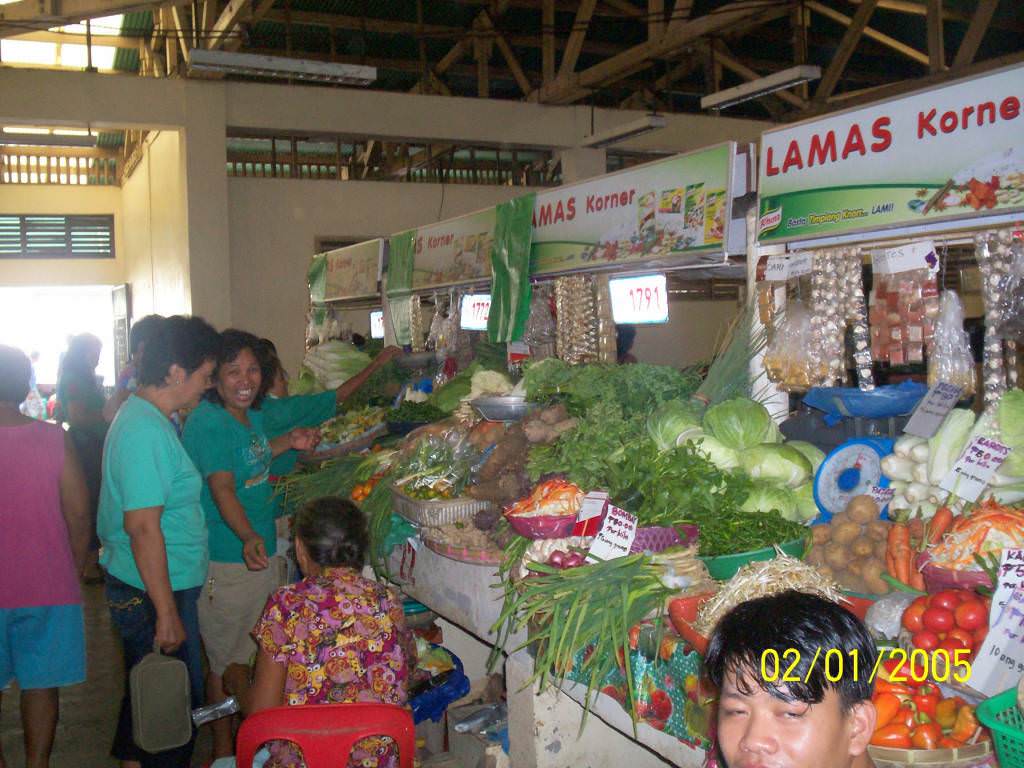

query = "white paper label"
[
  {"left": 903, "top": 382, "right": 964, "bottom": 438},
  {"left": 764, "top": 252, "right": 813, "bottom": 282},
  {"left": 967, "top": 549, "right": 1024, "bottom": 696},
  {"left": 459, "top": 294, "right": 491, "bottom": 331},
  {"left": 609, "top": 274, "right": 669, "bottom": 325},
  {"left": 939, "top": 436, "right": 1010, "bottom": 502},
  {"left": 871, "top": 240, "right": 938, "bottom": 275},
  {"left": 576, "top": 491, "right": 609, "bottom": 524},
  {"left": 870, "top": 485, "right": 895, "bottom": 508},
  {"left": 587, "top": 505, "right": 638, "bottom": 562}
]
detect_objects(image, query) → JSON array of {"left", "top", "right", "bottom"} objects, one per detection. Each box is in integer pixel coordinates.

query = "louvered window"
[{"left": 0, "top": 214, "right": 114, "bottom": 259}]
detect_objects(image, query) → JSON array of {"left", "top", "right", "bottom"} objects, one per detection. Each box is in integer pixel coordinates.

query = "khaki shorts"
[{"left": 198, "top": 559, "right": 282, "bottom": 675}]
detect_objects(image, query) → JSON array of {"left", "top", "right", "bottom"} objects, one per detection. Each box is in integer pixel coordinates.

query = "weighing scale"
[{"left": 813, "top": 437, "right": 895, "bottom": 522}]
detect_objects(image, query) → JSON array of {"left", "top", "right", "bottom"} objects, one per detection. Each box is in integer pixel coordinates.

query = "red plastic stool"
[{"left": 235, "top": 703, "right": 415, "bottom": 768}]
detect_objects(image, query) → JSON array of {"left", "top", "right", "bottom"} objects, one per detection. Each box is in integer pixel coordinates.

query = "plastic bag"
[
  {"left": 764, "top": 300, "right": 816, "bottom": 391},
  {"left": 869, "top": 268, "right": 939, "bottom": 365},
  {"left": 928, "top": 290, "right": 977, "bottom": 396},
  {"left": 992, "top": 241, "right": 1024, "bottom": 339}
]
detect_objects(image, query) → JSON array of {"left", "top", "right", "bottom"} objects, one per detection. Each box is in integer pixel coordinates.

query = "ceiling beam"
[
  {"left": 6, "top": 30, "right": 140, "bottom": 48},
  {"left": 951, "top": 0, "right": 997, "bottom": 71},
  {"left": 169, "top": 4, "right": 191, "bottom": 64},
  {"left": 601, "top": 0, "right": 644, "bottom": 18},
  {"left": 449, "top": 0, "right": 638, "bottom": 16},
  {"left": 805, "top": 0, "right": 928, "bottom": 66},
  {"left": 647, "top": 0, "right": 664, "bottom": 40},
  {"left": 799, "top": 48, "right": 1024, "bottom": 118},
  {"left": 207, "top": 0, "right": 247, "bottom": 50},
  {"left": 409, "top": 0, "right": 511, "bottom": 92},
  {"left": 558, "top": 0, "right": 597, "bottom": 80},
  {"left": 812, "top": 0, "right": 879, "bottom": 106},
  {"left": 925, "top": 0, "right": 944, "bottom": 74},
  {"left": 846, "top": 0, "right": 1024, "bottom": 33},
  {"left": 532, "top": 1, "right": 789, "bottom": 104},
  {"left": 0, "top": 0, "right": 188, "bottom": 36},
  {"left": 542, "top": 0, "right": 555, "bottom": 83}
]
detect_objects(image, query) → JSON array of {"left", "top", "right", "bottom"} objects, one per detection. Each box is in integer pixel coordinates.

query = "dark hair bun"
[{"left": 294, "top": 497, "right": 368, "bottom": 569}]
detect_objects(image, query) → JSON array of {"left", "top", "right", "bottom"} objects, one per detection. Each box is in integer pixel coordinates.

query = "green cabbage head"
[
  {"left": 702, "top": 397, "right": 775, "bottom": 450},
  {"left": 740, "top": 444, "right": 813, "bottom": 488}
]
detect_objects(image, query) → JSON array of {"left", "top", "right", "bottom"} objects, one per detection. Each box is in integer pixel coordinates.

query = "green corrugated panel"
[
  {"left": 113, "top": 10, "right": 151, "bottom": 72},
  {"left": 96, "top": 131, "right": 124, "bottom": 148}
]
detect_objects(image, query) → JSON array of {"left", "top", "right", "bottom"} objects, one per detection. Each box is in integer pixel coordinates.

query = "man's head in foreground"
[{"left": 705, "top": 591, "right": 878, "bottom": 768}]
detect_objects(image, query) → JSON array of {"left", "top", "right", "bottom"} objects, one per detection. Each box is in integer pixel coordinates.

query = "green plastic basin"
[{"left": 699, "top": 538, "right": 806, "bottom": 581}]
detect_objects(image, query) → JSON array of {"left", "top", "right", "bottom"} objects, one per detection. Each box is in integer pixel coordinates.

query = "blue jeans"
[{"left": 106, "top": 575, "right": 204, "bottom": 767}]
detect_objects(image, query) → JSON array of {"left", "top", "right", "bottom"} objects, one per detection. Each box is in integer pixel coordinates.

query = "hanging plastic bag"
[
  {"left": 928, "top": 290, "right": 976, "bottom": 395},
  {"left": 764, "top": 299, "right": 815, "bottom": 391},
  {"left": 991, "top": 240, "right": 1024, "bottom": 339}
]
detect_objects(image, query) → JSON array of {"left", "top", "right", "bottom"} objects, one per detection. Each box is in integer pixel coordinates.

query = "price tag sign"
[
  {"left": 903, "top": 382, "right": 963, "bottom": 438},
  {"left": 939, "top": 435, "right": 1010, "bottom": 502},
  {"left": 369, "top": 310, "right": 385, "bottom": 340},
  {"left": 609, "top": 274, "right": 669, "bottom": 325},
  {"left": 760, "top": 252, "right": 812, "bottom": 282},
  {"left": 966, "top": 549, "right": 1024, "bottom": 696},
  {"left": 871, "top": 240, "right": 938, "bottom": 275},
  {"left": 870, "top": 485, "right": 895, "bottom": 509},
  {"left": 459, "top": 293, "right": 491, "bottom": 331},
  {"left": 587, "top": 505, "right": 638, "bottom": 562},
  {"left": 573, "top": 491, "right": 608, "bottom": 537}
]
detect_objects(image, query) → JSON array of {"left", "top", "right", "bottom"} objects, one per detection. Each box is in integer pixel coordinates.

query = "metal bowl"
[
  {"left": 471, "top": 395, "right": 532, "bottom": 422},
  {"left": 395, "top": 350, "right": 439, "bottom": 370}
]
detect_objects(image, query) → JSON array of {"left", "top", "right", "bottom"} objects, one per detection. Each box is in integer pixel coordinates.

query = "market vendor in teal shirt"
[{"left": 181, "top": 329, "right": 399, "bottom": 761}]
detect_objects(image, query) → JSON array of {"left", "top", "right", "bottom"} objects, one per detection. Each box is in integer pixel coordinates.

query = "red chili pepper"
[
  {"left": 874, "top": 693, "right": 903, "bottom": 730},
  {"left": 875, "top": 679, "right": 916, "bottom": 696},
  {"left": 912, "top": 684, "right": 940, "bottom": 722}
]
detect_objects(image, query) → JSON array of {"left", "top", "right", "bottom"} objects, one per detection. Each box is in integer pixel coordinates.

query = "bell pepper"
[
  {"left": 874, "top": 693, "right": 903, "bottom": 730},
  {"left": 875, "top": 678, "right": 916, "bottom": 696},
  {"left": 950, "top": 705, "right": 982, "bottom": 744},
  {"left": 890, "top": 704, "right": 917, "bottom": 729},
  {"left": 935, "top": 697, "right": 964, "bottom": 729},
  {"left": 879, "top": 657, "right": 917, "bottom": 687},
  {"left": 912, "top": 684, "right": 940, "bottom": 722},
  {"left": 870, "top": 724, "right": 913, "bottom": 749},
  {"left": 911, "top": 722, "right": 942, "bottom": 750}
]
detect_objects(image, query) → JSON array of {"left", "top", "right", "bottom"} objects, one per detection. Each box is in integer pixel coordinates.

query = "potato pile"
[{"left": 805, "top": 495, "right": 892, "bottom": 595}]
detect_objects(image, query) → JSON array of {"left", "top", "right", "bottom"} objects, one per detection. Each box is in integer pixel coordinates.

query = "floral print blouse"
[{"left": 253, "top": 567, "right": 415, "bottom": 768}]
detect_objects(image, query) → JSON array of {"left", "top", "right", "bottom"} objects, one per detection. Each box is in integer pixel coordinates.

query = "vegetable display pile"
[
  {"left": 319, "top": 406, "right": 386, "bottom": 445},
  {"left": 389, "top": 400, "right": 447, "bottom": 424},
  {"left": 806, "top": 496, "right": 892, "bottom": 594},
  {"left": 900, "top": 588, "right": 990, "bottom": 660},
  {"left": 302, "top": 341, "right": 372, "bottom": 390},
  {"left": 392, "top": 434, "right": 480, "bottom": 500}
]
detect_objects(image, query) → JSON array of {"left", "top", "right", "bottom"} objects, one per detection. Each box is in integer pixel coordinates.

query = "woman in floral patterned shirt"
[{"left": 222, "top": 497, "right": 415, "bottom": 768}]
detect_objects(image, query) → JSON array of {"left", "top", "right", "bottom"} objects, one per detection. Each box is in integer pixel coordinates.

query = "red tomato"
[
  {"left": 902, "top": 603, "right": 927, "bottom": 633},
  {"left": 922, "top": 607, "right": 955, "bottom": 633},
  {"left": 911, "top": 595, "right": 930, "bottom": 610},
  {"left": 947, "top": 628, "right": 975, "bottom": 650},
  {"left": 913, "top": 631, "right": 941, "bottom": 651},
  {"left": 940, "top": 636, "right": 970, "bottom": 654},
  {"left": 974, "top": 626, "right": 989, "bottom": 646},
  {"left": 954, "top": 601, "right": 988, "bottom": 631},
  {"left": 928, "top": 591, "right": 961, "bottom": 612}
]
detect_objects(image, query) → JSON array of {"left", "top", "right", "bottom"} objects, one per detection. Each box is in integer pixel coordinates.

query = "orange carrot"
[
  {"left": 887, "top": 522, "right": 912, "bottom": 585},
  {"left": 910, "top": 567, "right": 926, "bottom": 591},
  {"left": 926, "top": 506, "right": 955, "bottom": 546}
]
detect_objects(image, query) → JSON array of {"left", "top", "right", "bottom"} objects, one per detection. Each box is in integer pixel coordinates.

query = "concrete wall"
[
  {"left": 631, "top": 298, "right": 742, "bottom": 367},
  {"left": 228, "top": 178, "right": 533, "bottom": 374},
  {"left": 0, "top": 184, "right": 125, "bottom": 286},
  {"left": 121, "top": 131, "right": 191, "bottom": 317}
]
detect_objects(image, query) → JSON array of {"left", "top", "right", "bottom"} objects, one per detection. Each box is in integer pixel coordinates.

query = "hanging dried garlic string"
[
  {"left": 975, "top": 232, "right": 1008, "bottom": 407},
  {"left": 844, "top": 248, "right": 874, "bottom": 391}
]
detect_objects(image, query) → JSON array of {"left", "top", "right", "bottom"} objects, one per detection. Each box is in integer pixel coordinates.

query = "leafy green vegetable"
[
  {"left": 523, "top": 359, "right": 701, "bottom": 416},
  {"left": 428, "top": 362, "right": 482, "bottom": 412},
  {"left": 702, "top": 397, "right": 775, "bottom": 450},
  {"left": 345, "top": 360, "right": 404, "bottom": 409},
  {"left": 927, "top": 408, "right": 975, "bottom": 484},
  {"left": 740, "top": 444, "right": 813, "bottom": 489},
  {"left": 740, "top": 480, "right": 796, "bottom": 521},
  {"left": 389, "top": 400, "right": 447, "bottom": 423},
  {"left": 693, "top": 507, "right": 808, "bottom": 556},
  {"left": 645, "top": 399, "right": 704, "bottom": 451},
  {"left": 999, "top": 389, "right": 1024, "bottom": 448},
  {"left": 692, "top": 434, "right": 740, "bottom": 471},
  {"left": 787, "top": 441, "right": 826, "bottom": 476}
]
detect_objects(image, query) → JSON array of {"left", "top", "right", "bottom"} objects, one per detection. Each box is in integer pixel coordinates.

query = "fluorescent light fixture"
[
  {"left": 701, "top": 65, "right": 821, "bottom": 110},
  {"left": 0, "top": 132, "right": 98, "bottom": 147},
  {"left": 579, "top": 114, "right": 667, "bottom": 148},
  {"left": 188, "top": 48, "right": 376, "bottom": 85}
]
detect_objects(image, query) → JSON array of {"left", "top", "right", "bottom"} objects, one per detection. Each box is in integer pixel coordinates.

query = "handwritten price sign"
[
  {"left": 609, "top": 274, "right": 669, "bottom": 325},
  {"left": 968, "top": 549, "right": 1024, "bottom": 696},
  {"left": 939, "top": 435, "right": 1010, "bottom": 502},
  {"left": 459, "top": 293, "right": 491, "bottom": 331},
  {"left": 587, "top": 504, "right": 638, "bottom": 562}
]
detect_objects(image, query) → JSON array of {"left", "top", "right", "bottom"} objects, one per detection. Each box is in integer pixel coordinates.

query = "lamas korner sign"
[{"left": 758, "top": 62, "right": 1024, "bottom": 243}]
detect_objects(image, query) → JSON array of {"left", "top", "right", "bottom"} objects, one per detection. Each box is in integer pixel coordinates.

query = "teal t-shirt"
[
  {"left": 264, "top": 391, "right": 337, "bottom": 477},
  {"left": 98, "top": 395, "right": 208, "bottom": 591}
]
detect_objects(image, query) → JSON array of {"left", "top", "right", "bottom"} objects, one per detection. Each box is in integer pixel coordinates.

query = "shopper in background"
[
  {"left": 98, "top": 315, "right": 221, "bottom": 768},
  {"left": 183, "top": 331, "right": 400, "bottom": 760},
  {"left": 0, "top": 345, "right": 91, "bottom": 768},
  {"left": 56, "top": 332, "right": 108, "bottom": 583},
  {"left": 104, "top": 314, "right": 165, "bottom": 423},
  {"left": 218, "top": 497, "right": 415, "bottom": 768},
  {"left": 616, "top": 324, "right": 638, "bottom": 365},
  {"left": 704, "top": 591, "right": 878, "bottom": 768}
]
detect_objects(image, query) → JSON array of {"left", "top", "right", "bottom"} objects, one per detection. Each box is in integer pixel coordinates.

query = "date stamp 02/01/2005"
[{"left": 759, "top": 647, "right": 973, "bottom": 686}]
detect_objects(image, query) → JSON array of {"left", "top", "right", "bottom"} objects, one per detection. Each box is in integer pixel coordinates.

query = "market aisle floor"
[{"left": 1, "top": 583, "right": 212, "bottom": 768}]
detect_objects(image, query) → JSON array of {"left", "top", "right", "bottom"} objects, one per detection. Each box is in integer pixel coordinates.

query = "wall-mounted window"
[{"left": 0, "top": 214, "right": 115, "bottom": 259}]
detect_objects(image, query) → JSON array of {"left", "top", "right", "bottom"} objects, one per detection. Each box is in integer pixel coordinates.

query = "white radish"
[
  {"left": 888, "top": 479, "right": 909, "bottom": 494},
  {"left": 895, "top": 435, "right": 926, "bottom": 458},
  {"left": 881, "top": 455, "right": 916, "bottom": 483},
  {"left": 889, "top": 494, "right": 910, "bottom": 512},
  {"left": 910, "top": 443, "right": 931, "bottom": 463},
  {"left": 912, "top": 462, "right": 930, "bottom": 484},
  {"left": 905, "top": 482, "right": 931, "bottom": 504}
]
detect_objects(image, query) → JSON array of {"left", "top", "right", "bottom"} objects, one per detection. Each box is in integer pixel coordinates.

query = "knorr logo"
[{"left": 759, "top": 207, "right": 782, "bottom": 234}]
